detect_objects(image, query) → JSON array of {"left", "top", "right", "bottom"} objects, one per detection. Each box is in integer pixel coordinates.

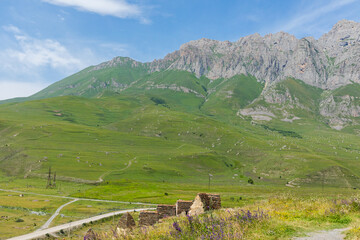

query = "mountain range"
[
  {"left": 4, "top": 19, "right": 358, "bottom": 130},
  {"left": 1, "top": 20, "right": 360, "bottom": 188}
]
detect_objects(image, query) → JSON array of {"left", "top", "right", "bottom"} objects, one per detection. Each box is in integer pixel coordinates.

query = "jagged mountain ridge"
[
  {"left": 3, "top": 20, "right": 360, "bottom": 130},
  {"left": 89, "top": 20, "right": 360, "bottom": 90},
  {"left": 150, "top": 19, "right": 360, "bottom": 90},
  {"left": 31, "top": 19, "right": 360, "bottom": 100}
]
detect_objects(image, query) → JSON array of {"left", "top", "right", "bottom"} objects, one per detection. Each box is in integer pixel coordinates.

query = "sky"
[{"left": 0, "top": 0, "right": 359, "bottom": 100}]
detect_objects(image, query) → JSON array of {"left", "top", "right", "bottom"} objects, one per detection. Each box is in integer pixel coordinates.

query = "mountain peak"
[
  {"left": 91, "top": 56, "right": 142, "bottom": 72},
  {"left": 318, "top": 19, "right": 360, "bottom": 52}
]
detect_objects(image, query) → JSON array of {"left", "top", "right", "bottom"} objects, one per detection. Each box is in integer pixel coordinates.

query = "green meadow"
[{"left": 1, "top": 70, "right": 360, "bottom": 238}]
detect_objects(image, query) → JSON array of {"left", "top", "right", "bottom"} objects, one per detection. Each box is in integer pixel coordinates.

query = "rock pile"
[
  {"left": 117, "top": 212, "right": 136, "bottom": 229},
  {"left": 84, "top": 228, "right": 99, "bottom": 240}
]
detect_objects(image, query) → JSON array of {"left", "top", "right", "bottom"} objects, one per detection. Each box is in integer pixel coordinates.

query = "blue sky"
[{"left": 0, "top": 0, "right": 359, "bottom": 100}]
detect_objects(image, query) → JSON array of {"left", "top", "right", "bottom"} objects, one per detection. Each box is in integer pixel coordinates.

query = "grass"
[
  {"left": 65, "top": 193, "right": 360, "bottom": 239},
  {"left": 0, "top": 69, "right": 360, "bottom": 238},
  {"left": 1, "top": 87, "right": 360, "bottom": 188}
]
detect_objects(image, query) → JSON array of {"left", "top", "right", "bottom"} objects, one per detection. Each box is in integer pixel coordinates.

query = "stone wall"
[
  {"left": 157, "top": 204, "right": 176, "bottom": 219},
  {"left": 189, "top": 193, "right": 222, "bottom": 216},
  {"left": 209, "top": 194, "right": 221, "bottom": 210},
  {"left": 139, "top": 211, "right": 159, "bottom": 226},
  {"left": 176, "top": 200, "right": 193, "bottom": 215}
]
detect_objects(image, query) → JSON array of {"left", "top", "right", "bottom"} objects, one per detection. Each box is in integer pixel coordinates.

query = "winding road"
[
  {"left": 0, "top": 188, "right": 156, "bottom": 239},
  {"left": 98, "top": 158, "right": 134, "bottom": 183},
  {"left": 37, "top": 198, "right": 79, "bottom": 231},
  {"left": 7, "top": 208, "right": 154, "bottom": 240}
]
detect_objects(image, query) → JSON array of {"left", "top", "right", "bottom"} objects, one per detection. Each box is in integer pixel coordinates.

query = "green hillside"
[
  {"left": 30, "top": 57, "right": 149, "bottom": 100},
  {"left": 1, "top": 65, "right": 360, "bottom": 208},
  {"left": 1, "top": 92, "right": 360, "bottom": 189}
]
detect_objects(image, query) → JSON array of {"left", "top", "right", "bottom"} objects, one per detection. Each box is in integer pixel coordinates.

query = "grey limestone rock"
[{"left": 146, "top": 20, "right": 360, "bottom": 90}]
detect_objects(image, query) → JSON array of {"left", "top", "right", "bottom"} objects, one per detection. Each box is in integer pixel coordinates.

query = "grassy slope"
[
  {"left": 29, "top": 58, "right": 149, "bottom": 100},
  {"left": 1, "top": 71, "right": 360, "bottom": 238},
  {"left": 202, "top": 74, "right": 264, "bottom": 117},
  {"left": 1, "top": 89, "right": 360, "bottom": 190}
]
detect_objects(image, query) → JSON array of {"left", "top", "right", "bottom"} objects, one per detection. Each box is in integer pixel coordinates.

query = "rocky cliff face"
[
  {"left": 26, "top": 20, "right": 360, "bottom": 130},
  {"left": 320, "top": 94, "right": 360, "bottom": 130},
  {"left": 148, "top": 20, "right": 360, "bottom": 90}
]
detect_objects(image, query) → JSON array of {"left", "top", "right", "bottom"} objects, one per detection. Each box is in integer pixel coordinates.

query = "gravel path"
[
  {"left": 294, "top": 228, "right": 350, "bottom": 240},
  {"left": 7, "top": 208, "right": 154, "bottom": 240},
  {"left": 37, "top": 198, "right": 79, "bottom": 230}
]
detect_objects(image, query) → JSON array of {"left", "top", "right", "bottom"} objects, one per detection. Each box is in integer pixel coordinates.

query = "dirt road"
[{"left": 7, "top": 208, "right": 154, "bottom": 240}]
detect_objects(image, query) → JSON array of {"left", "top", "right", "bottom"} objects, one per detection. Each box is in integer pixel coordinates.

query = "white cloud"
[
  {"left": 2, "top": 25, "right": 21, "bottom": 34},
  {"left": 272, "top": 0, "right": 357, "bottom": 37},
  {"left": 0, "top": 25, "right": 92, "bottom": 100},
  {"left": 42, "top": 0, "right": 143, "bottom": 19},
  {"left": 0, "top": 81, "right": 48, "bottom": 100},
  {"left": 7, "top": 37, "right": 83, "bottom": 69},
  {"left": 1, "top": 25, "right": 85, "bottom": 72}
]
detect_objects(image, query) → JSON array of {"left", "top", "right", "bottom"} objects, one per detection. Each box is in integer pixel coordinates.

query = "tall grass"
[{"left": 82, "top": 194, "right": 360, "bottom": 239}]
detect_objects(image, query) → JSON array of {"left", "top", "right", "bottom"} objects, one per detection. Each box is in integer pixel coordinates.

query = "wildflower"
[{"left": 173, "top": 221, "right": 182, "bottom": 233}]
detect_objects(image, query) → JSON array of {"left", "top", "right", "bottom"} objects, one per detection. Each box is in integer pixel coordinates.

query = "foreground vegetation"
[{"left": 64, "top": 194, "right": 360, "bottom": 240}]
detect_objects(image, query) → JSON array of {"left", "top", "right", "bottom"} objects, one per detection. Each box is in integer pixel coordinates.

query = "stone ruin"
[
  {"left": 157, "top": 204, "right": 176, "bottom": 219},
  {"left": 84, "top": 228, "right": 99, "bottom": 240},
  {"left": 139, "top": 211, "right": 159, "bottom": 226},
  {"left": 116, "top": 193, "right": 221, "bottom": 229},
  {"left": 117, "top": 212, "right": 136, "bottom": 229},
  {"left": 208, "top": 193, "right": 221, "bottom": 209},
  {"left": 189, "top": 193, "right": 221, "bottom": 216},
  {"left": 176, "top": 200, "right": 193, "bottom": 215}
]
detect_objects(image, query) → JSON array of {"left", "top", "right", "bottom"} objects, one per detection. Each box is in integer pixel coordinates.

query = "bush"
[
  {"left": 15, "top": 218, "right": 24, "bottom": 222},
  {"left": 248, "top": 178, "right": 254, "bottom": 184},
  {"left": 150, "top": 97, "right": 166, "bottom": 105}
]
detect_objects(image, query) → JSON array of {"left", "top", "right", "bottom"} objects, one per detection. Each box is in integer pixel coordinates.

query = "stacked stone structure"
[
  {"left": 189, "top": 193, "right": 222, "bottom": 216},
  {"left": 118, "top": 212, "right": 136, "bottom": 229},
  {"left": 139, "top": 211, "right": 159, "bottom": 226},
  {"left": 157, "top": 204, "right": 176, "bottom": 219},
  {"left": 176, "top": 200, "right": 193, "bottom": 215},
  {"left": 112, "top": 193, "right": 221, "bottom": 228},
  {"left": 208, "top": 194, "right": 221, "bottom": 210}
]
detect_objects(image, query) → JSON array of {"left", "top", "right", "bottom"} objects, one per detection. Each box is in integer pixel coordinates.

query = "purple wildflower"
[{"left": 173, "top": 221, "right": 182, "bottom": 233}]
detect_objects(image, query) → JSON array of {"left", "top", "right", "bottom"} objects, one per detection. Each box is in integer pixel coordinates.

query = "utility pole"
[
  {"left": 46, "top": 167, "right": 52, "bottom": 189},
  {"left": 208, "top": 173, "right": 213, "bottom": 190},
  {"left": 53, "top": 172, "right": 56, "bottom": 188}
]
